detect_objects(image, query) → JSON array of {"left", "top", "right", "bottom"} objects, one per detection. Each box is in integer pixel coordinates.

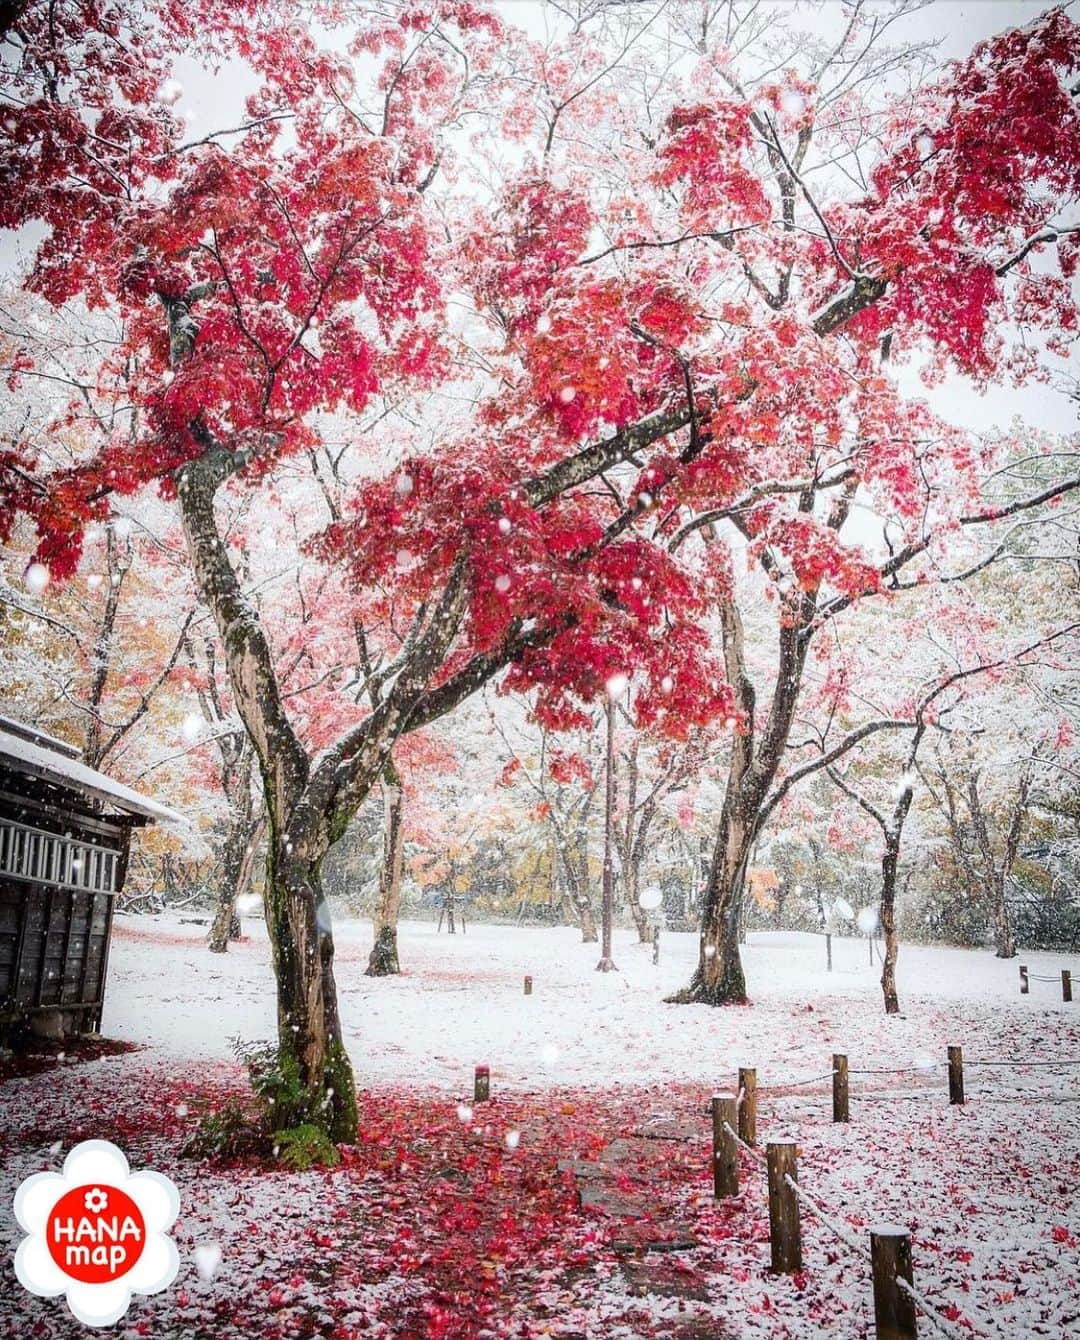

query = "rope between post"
[
  {"left": 965, "top": 1057, "right": 1080, "bottom": 1068},
  {"left": 896, "top": 1276, "right": 968, "bottom": 1338},
  {"left": 847, "top": 1063, "right": 941, "bottom": 1075},
  {"left": 759, "top": 1069, "right": 838, "bottom": 1090},
  {"left": 780, "top": 1173, "right": 868, "bottom": 1259},
  {"left": 780, "top": 1177, "right": 968, "bottom": 1339},
  {"left": 722, "top": 1120, "right": 767, "bottom": 1167}
]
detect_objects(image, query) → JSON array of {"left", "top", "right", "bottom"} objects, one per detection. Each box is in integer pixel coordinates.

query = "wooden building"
[{"left": 0, "top": 713, "right": 181, "bottom": 1042}]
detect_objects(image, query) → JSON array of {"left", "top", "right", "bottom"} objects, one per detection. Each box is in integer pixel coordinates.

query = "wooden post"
[
  {"left": 524, "top": 975, "right": 532, "bottom": 996},
  {"left": 738, "top": 1067, "right": 757, "bottom": 1147},
  {"left": 652, "top": 929, "right": 660, "bottom": 966},
  {"left": 833, "top": 1053, "right": 849, "bottom": 1123},
  {"left": 766, "top": 1141, "right": 802, "bottom": 1274},
  {"left": 826, "top": 932, "right": 832, "bottom": 973},
  {"left": 474, "top": 1065, "right": 490, "bottom": 1103},
  {"left": 870, "top": 1225, "right": 917, "bottom": 1339},
  {"left": 711, "top": 1095, "right": 739, "bottom": 1199},
  {"left": 1063, "top": 970, "right": 1073, "bottom": 1003},
  {"left": 947, "top": 1045, "right": 964, "bottom": 1105},
  {"left": 1019, "top": 964, "right": 1029, "bottom": 994}
]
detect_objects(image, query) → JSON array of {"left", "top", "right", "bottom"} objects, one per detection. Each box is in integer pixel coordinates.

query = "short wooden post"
[
  {"left": 766, "top": 1141, "right": 802, "bottom": 1274},
  {"left": 870, "top": 1225, "right": 917, "bottom": 1339},
  {"left": 947, "top": 1045, "right": 964, "bottom": 1105},
  {"left": 652, "top": 929, "right": 660, "bottom": 966},
  {"left": 738, "top": 1066, "right": 757, "bottom": 1147},
  {"left": 711, "top": 1095, "right": 739, "bottom": 1199},
  {"left": 825, "top": 931, "right": 833, "bottom": 972},
  {"left": 524, "top": 974, "right": 533, "bottom": 995},
  {"left": 1063, "top": 970, "right": 1073, "bottom": 1003},
  {"left": 833, "top": 1053, "right": 849, "bottom": 1123},
  {"left": 1019, "top": 964, "right": 1029, "bottom": 994},
  {"left": 474, "top": 1064, "right": 490, "bottom": 1102}
]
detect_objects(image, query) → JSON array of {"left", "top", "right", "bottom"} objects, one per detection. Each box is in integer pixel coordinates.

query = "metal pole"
[{"left": 597, "top": 696, "right": 617, "bottom": 972}]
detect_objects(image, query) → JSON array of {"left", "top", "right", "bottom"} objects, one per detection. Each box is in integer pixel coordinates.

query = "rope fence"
[
  {"left": 710, "top": 1093, "right": 967, "bottom": 1338},
  {"left": 1019, "top": 964, "right": 1073, "bottom": 1001},
  {"left": 705, "top": 1039, "right": 1078, "bottom": 1337}
]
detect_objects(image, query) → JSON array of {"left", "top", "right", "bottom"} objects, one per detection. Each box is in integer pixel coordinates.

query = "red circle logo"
[{"left": 46, "top": 1184, "right": 146, "bottom": 1284}]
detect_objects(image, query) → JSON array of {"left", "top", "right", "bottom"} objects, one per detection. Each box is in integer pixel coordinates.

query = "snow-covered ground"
[
  {"left": 1, "top": 915, "right": 1078, "bottom": 1339},
  {"left": 103, "top": 912, "right": 1079, "bottom": 1092}
]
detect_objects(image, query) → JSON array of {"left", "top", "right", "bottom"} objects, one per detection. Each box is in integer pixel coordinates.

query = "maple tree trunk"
[
  {"left": 879, "top": 836, "right": 901, "bottom": 1014},
  {"left": 263, "top": 825, "right": 357, "bottom": 1142},
  {"left": 367, "top": 761, "right": 405, "bottom": 976},
  {"left": 671, "top": 802, "right": 752, "bottom": 1004},
  {"left": 177, "top": 446, "right": 359, "bottom": 1144}
]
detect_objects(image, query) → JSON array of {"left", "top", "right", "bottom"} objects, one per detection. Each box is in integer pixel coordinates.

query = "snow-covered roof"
[{"left": 0, "top": 713, "right": 183, "bottom": 825}]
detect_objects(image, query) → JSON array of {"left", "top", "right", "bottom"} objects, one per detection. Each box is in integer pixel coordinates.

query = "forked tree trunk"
[
  {"left": 367, "top": 761, "right": 405, "bottom": 976},
  {"left": 623, "top": 805, "right": 658, "bottom": 943},
  {"left": 177, "top": 440, "right": 360, "bottom": 1143}
]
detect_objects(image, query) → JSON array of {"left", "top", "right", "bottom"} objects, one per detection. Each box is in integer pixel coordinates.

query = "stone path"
[{"left": 561, "top": 1120, "right": 712, "bottom": 1302}]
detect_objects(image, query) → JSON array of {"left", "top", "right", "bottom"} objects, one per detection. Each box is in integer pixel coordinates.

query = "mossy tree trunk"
[{"left": 263, "top": 825, "right": 357, "bottom": 1140}]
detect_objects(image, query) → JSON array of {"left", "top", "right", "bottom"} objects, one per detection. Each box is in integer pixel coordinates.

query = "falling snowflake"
[
  {"left": 180, "top": 713, "right": 203, "bottom": 744},
  {"left": 23, "top": 563, "right": 49, "bottom": 595}
]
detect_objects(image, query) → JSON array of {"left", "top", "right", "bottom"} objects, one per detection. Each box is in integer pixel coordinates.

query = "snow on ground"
[
  {"left": 1, "top": 915, "right": 1078, "bottom": 1339},
  {"left": 102, "top": 912, "right": 1078, "bottom": 1090}
]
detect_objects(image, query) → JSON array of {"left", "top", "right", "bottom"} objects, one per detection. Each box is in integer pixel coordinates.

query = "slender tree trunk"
[
  {"left": 367, "top": 759, "right": 405, "bottom": 976},
  {"left": 879, "top": 835, "right": 901, "bottom": 1014},
  {"left": 209, "top": 751, "right": 261, "bottom": 952},
  {"left": 208, "top": 812, "right": 259, "bottom": 952}
]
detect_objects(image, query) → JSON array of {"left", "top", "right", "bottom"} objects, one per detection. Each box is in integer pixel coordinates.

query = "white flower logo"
[
  {"left": 83, "top": 1188, "right": 109, "bottom": 1214},
  {"left": 13, "top": 1139, "right": 179, "bottom": 1328}
]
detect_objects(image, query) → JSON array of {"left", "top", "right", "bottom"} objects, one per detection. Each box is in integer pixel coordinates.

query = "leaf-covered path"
[{"left": 1, "top": 1036, "right": 1078, "bottom": 1338}]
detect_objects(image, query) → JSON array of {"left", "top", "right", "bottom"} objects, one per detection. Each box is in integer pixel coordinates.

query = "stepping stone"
[
  {"left": 578, "top": 1183, "right": 645, "bottom": 1217},
  {"left": 557, "top": 1158, "right": 610, "bottom": 1180},
  {"left": 630, "top": 1120, "right": 698, "bottom": 1142},
  {"left": 611, "top": 1228, "right": 698, "bottom": 1255},
  {"left": 620, "top": 1257, "right": 710, "bottom": 1301}
]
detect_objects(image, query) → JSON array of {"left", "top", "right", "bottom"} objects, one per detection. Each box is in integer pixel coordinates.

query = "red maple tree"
[{"left": 2, "top": 1, "right": 1078, "bottom": 1131}]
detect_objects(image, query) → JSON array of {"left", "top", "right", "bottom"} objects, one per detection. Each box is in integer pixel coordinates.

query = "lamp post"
[{"left": 597, "top": 690, "right": 618, "bottom": 972}]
